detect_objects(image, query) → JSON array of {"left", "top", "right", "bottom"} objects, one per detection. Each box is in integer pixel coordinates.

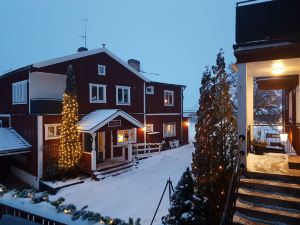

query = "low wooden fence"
[
  {"left": 132, "top": 143, "right": 162, "bottom": 157},
  {"left": 0, "top": 203, "right": 65, "bottom": 225}
]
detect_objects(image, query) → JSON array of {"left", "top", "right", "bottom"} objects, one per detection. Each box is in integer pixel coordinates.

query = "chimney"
[
  {"left": 128, "top": 59, "right": 140, "bottom": 72},
  {"left": 77, "top": 47, "right": 88, "bottom": 52}
]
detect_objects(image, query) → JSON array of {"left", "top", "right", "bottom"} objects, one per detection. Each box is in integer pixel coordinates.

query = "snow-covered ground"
[
  {"left": 51, "top": 144, "right": 194, "bottom": 224},
  {"left": 247, "top": 153, "right": 289, "bottom": 175}
]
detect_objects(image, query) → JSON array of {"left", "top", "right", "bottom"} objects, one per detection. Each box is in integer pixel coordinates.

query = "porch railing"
[
  {"left": 131, "top": 143, "right": 162, "bottom": 157},
  {"left": 220, "top": 135, "right": 245, "bottom": 225},
  {"left": 253, "top": 124, "right": 297, "bottom": 155}
]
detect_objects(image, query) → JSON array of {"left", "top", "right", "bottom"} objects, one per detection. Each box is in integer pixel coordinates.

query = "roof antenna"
[
  {"left": 102, "top": 43, "right": 106, "bottom": 48},
  {"left": 80, "top": 18, "right": 88, "bottom": 48}
]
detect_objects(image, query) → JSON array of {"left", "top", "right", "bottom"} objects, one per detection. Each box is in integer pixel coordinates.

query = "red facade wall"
[
  {"left": 0, "top": 69, "right": 30, "bottom": 114},
  {"left": 146, "top": 82, "right": 183, "bottom": 114},
  {"left": 145, "top": 115, "right": 182, "bottom": 144},
  {"left": 33, "top": 52, "right": 145, "bottom": 115}
]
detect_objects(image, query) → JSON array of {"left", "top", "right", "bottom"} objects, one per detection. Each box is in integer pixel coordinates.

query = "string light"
[{"left": 58, "top": 93, "right": 82, "bottom": 170}]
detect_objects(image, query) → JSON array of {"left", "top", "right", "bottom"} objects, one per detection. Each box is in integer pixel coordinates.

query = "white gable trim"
[
  {"left": 79, "top": 110, "right": 144, "bottom": 133},
  {"left": 32, "top": 48, "right": 150, "bottom": 82}
]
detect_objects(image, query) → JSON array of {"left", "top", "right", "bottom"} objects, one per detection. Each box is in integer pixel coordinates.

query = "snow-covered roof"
[
  {"left": 78, "top": 109, "right": 144, "bottom": 133},
  {"left": 32, "top": 48, "right": 150, "bottom": 82},
  {"left": 235, "top": 42, "right": 291, "bottom": 52},
  {"left": 0, "top": 128, "right": 31, "bottom": 156}
]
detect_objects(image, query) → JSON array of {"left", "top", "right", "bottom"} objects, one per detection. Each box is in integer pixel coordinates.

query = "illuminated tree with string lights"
[
  {"left": 192, "top": 50, "right": 237, "bottom": 224},
  {"left": 58, "top": 64, "right": 82, "bottom": 172}
]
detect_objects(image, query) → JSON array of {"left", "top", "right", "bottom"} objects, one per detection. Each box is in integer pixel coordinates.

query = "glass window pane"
[
  {"left": 48, "top": 126, "right": 55, "bottom": 137},
  {"left": 92, "top": 86, "right": 97, "bottom": 101},
  {"left": 124, "top": 89, "right": 128, "bottom": 103},
  {"left": 98, "top": 87, "right": 103, "bottom": 100},
  {"left": 118, "top": 88, "right": 123, "bottom": 102}
]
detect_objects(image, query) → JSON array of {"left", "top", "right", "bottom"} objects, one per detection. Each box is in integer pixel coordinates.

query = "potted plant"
[{"left": 251, "top": 139, "right": 267, "bottom": 155}]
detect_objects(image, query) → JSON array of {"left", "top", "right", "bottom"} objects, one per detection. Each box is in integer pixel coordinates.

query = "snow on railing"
[{"left": 131, "top": 143, "right": 162, "bottom": 157}]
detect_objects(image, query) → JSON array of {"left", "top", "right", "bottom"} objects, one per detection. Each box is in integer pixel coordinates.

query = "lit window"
[
  {"left": 146, "top": 124, "right": 154, "bottom": 133},
  {"left": 117, "top": 129, "right": 136, "bottom": 144},
  {"left": 163, "top": 122, "right": 176, "bottom": 138},
  {"left": 116, "top": 86, "right": 131, "bottom": 105},
  {"left": 164, "top": 90, "right": 174, "bottom": 106},
  {"left": 146, "top": 86, "right": 154, "bottom": 94},
  {"left": 98, "top": 65, "right": 106, "bottom": 76},
  {"left": 12, "top": 80, "right": 27, "bottom": 104},
  {"left": 89, "top": 83, "right": 106, "bottom": 103},
  {"left": 45, "top": 124, "right": 61, "bottom": 140}
]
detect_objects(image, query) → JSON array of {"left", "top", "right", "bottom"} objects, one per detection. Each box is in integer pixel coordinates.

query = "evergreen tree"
[
  {"left": 58, "top": 65, "right": 82, "bottom": 172},
  {"left": 192, "top": 50, "right": 237, "bottom": 224},
  {"left": 162, "top": 168, "right": 208, "bottom": 225}
]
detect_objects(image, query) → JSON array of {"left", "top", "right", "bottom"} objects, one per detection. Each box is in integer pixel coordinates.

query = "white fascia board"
[{"left": 32, "top": 48, "right": 150, "bottom": 82}]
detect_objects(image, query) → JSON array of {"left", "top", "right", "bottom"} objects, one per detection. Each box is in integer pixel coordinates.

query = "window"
[
  {"left": 116, "top": 86, "right": 131, "bottom": 105},
  {"left": 0, "top": 120, "right": 2, "bottom": 127},
  {"left": 146, "top": 124, "right": 154, "bottom": 133},
  {"left": 146, "top": 86, "right": 154, "bottom": 94},
  {"left": 89, "top": 83, "right": 107, "bottom": 103},
  {"left": 98, "top": 65, "right": 106, "bottom": 76},
  {"left": 45, "top": 124, "right": 61, "bottom": 140},
  {"left": 164, "top": 90, "right": 174, "bottom": 106},
  {"left": 163, "top": 122, "right": 176, "bottom": 138},
  {"left": 12, "top": 80, "right": 27, "bottom": 104},
  {"left": 117, "top": 129, "right": 136, "bottom": 144}
]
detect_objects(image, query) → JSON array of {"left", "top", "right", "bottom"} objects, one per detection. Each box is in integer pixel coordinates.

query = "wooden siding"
[
  {"left": 146, "top": 115, "right": 182, "bottom": 144},
  {"left": 33, "top": 52, "right": 145, "bottom": 115},
  {"left": 146, "top": 83, "right": 182, "bottom": 114},
  {"left": 10, "top": 115, "right": 38, "bottom": 176},
  {"left": 0, "top": 69, "right": 29, "bottom": 114}
]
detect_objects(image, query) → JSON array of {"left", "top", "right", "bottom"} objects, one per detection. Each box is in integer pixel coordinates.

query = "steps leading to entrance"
[
  {"left": 233, "top": 172, "right": 300, "bottom": 225},
  {"left": 265, "top": 146, "right": 285, "bottom": 154},
  {"left": 92, "top": 162, "right": 136, "bottom": 180}
]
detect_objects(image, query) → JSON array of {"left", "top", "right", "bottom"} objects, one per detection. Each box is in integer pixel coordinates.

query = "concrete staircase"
[
  {"left": 233, "top": 172, "right": 300, "bottom": 225},
  {"left": 92, "top": 161, "right": 137, "bottom": 180}
]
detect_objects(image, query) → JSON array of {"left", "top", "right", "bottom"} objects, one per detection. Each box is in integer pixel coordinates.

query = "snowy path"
[{"left": 52, "top": 144, "right": 194, "bottom": 225}]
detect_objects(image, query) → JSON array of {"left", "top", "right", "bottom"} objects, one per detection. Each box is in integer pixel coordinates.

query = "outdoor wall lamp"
[
  {"left": 271, "top": 62, "right": 285, "bottom": 75},
  {"left": 280, "top": 133, "right": 288, "bottom": 142}
]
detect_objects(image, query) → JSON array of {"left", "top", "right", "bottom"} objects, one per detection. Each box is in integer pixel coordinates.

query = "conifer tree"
[
  {"left": 162, "top": 168, "right": 208, "bottom": 225},
  {"left": 192, "top": 50, "right": 237, "bottom": 224},
  {"left": 58, "top": 65, "right": 82, "bottom": 171}
]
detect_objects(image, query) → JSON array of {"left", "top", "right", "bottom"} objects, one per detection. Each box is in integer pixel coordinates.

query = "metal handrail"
[{"left": 220, "top": 135, "right": 245, "bottom": 225}]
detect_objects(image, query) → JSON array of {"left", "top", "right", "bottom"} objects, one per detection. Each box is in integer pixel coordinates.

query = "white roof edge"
[
  {"left": 32, "top": 48, "right": 150, "bottom": 82},
  {"left": 11, "top": 128, "right": 32, "bottom": 148},
  {"left": 78, "top": 110, "right": 144, "bottom": 133}
]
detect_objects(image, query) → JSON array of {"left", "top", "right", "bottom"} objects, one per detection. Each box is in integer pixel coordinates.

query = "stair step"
[
  {"left": 245, "top": 172, "right": 300, "bottom": 184},
  {"left": 238, "top": 190, "right": 300, "bottom": 212},
  {"left": 240, "top": 178, "right": 300, "bottom": 198},
  {"left": 100, "top": 163, "right": 134, "bottom": 176},
  {"left": 96, "top": 162, "right": 130, "bottom": 172},
  {"left": 233, "top": 214, "right": 269, "bottom": 225},
  {"left": 235, "top": 200, "right": 300, "bottom": 225}
]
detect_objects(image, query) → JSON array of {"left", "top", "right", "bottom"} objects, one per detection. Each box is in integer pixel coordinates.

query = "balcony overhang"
[{"left": 256, "top": 75, "right": 299, "bottom": 90}]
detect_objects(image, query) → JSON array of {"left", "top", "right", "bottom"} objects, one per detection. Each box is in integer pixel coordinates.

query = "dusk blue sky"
[{"left": 0, "top": 0, "right": 237, "bottom": 110}]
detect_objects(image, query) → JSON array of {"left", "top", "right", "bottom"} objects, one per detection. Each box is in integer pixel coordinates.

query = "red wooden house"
[{"left": 0, "top": 47, "right": 189, "bottom": 188}]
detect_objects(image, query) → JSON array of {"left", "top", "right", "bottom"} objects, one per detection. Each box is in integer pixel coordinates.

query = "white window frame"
[
  {"left": 89, "top": 83, "right": 107, "bottom": 103},
  {"left": 116, "top": 85, "right": 131, "bottom": 105},
  {"left": 146, "top": 86, "right": 154, "bottom": 94},
  {"left": 45, "top": 123, "right": 61, "bottom": 140},
  {"left": 146, "top": 124, "right": 154, "bottom": 133},
  {"left": 163, "top": 122, "right": 176, "bottom": 138},
  {"left": 98, "top": 65, "right": 106, "bottom": 76},
  {"left": 12, "top": 80, "right": 27, "bottom": 105},
  {"left": 164, "top": 90, "right": 174, "bottom": 106}
]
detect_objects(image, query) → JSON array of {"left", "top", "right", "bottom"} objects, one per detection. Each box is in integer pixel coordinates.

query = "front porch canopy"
[
  {"left": 77, "top": 109, "right": 144, "bottom": 171},
  {"left": 77, "top": 109, "right": 144, "bottom": 133}
]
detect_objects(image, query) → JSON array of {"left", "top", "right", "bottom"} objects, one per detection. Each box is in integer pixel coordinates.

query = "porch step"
[
  {"left": 234, "top": 173, "right": 300, "bottom": 225},
  {"left": 93, "top": 162, "right": 136, "bottom": 180}
]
